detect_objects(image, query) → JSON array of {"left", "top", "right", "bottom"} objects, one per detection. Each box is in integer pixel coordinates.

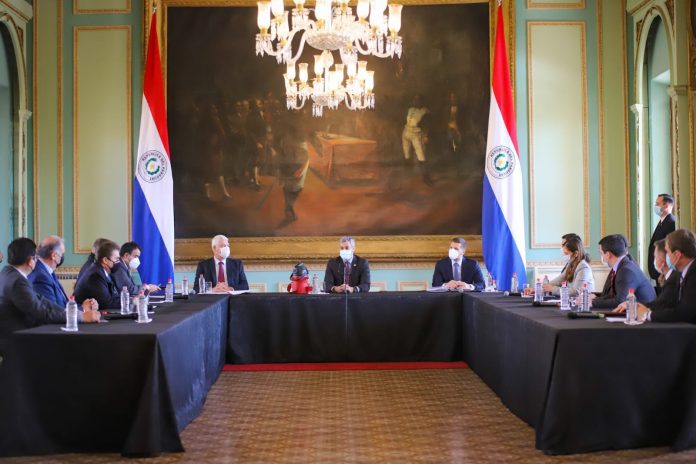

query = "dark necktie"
[
  {"left": 453, "top": 262, "right": 461, "bottom": 281},
  {"left": 343, "top": 260, "right": 351, "bottom": 285},
  {"left": 679, "top": 276, "right": 685, "bottom": 302},
  {"left": 218, "top": 261, "right": 225, "bottom": 285},
  {"left": 52, "top": 272, "right": 68, "bottom": 306},
  {"left": 605, "top": 269, "right": 616, "bottom": 296}
]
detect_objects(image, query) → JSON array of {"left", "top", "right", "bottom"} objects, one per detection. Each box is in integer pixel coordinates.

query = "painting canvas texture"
[{"left": 167, "top": 3, "right": 490, "bottom": 238}]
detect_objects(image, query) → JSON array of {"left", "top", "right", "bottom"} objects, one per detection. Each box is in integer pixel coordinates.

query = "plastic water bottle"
[
  {"left": 165, "top": 278, "right": 174, "bottom": 302},
  {"left": 510, "top": 272, "right": 519, "bottom": 294},
  {"left": 543, "top": 275, "right": 550, "bottom": 296},
  {"left": 534, "top": 278, "right": 543, "bottom": 303},
  {"left": 560, "top": 281, "right": 570, "bottom": 311},
  {"left": 484, "top": 272, "right": 492, "bottom": 292},
  {"left": 625, "top": 288, "right": 639, "bottom": 325},
  {"left": 198, "top": 274, "right": 206, "bottom": 295},
  {"left": 136, "top": 292, "right": 149, "bottom": 323},
  {"left": 311, "top": 274, "right": 320, "bottom": 294},
  {"left": 120, "top": 286, "right": 130, "bottom": 315},
  {"left": 491, "top": 278, "right": 497, "bottom": 292},
  {"left": 182, "top": 276, "right": 189, "bottom": 295},
  {"left": 64, "top": 296, "right": 78, "bottom": 332},
  {"left": 580, "top": 283, "right": 591, "bottom": 312}
]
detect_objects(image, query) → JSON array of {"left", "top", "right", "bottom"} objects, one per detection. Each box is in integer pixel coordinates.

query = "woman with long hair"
[{"left": 544, "top": 236, "right": 595, "bottom": 296}]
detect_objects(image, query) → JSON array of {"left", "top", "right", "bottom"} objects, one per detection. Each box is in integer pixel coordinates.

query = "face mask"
[
  {"left": 219, "top": 246, "right": 231, "bottom": 259},
  {"left": 654, "top": 205, "right": 663, "bottom": 217},
  {"left": 129, "top": 257, "right": 140, "bottom": 270},
  {"left": 339, "top": 249, "right": 353, "bottom": 261},
  {"left": 56, "top": 253, "right": 64, "bottom": 268},
  {"left": 600, "top": 253, "right": 610, "bottom": 267},
  {"left": 448, "top": 248, "right": 460, "bottom": 260},
  {"left": 666, "top": 253, "right": 677, "bottom": 271}
]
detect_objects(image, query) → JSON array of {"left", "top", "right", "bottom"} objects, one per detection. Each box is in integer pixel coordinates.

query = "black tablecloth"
[
  {"left": 228, "top": 292, "right": 463, "bottom": 363},
  {"left": 0, "top": 294, "right": 229, "bottom": 457},
  {"left": 462, "top": 292, "right": 696, "bottom": 454}
]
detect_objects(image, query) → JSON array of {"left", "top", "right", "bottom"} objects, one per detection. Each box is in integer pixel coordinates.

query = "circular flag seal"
[
  {"left": 137, "top": 150, "right": 168, "bottom": 183},
  {"left": 486, "top": 146, "right": 516, "bottom": 179}
]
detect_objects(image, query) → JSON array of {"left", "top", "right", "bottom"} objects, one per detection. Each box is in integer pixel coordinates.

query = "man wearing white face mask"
[
  {"left": 112, "top": 242, "right": 160, "bottom": 295},
  {"left": 648, "top": 194, "right": 676, "bottom": 285},
  {"left": 193, "top": 235, "right": 249, "bottom": 293},
  {"left": 324, "top": 236, "right": 371, "bottom": 293},
  {"left": 432, "top": 238, "right": 484, "bottom": 291}
]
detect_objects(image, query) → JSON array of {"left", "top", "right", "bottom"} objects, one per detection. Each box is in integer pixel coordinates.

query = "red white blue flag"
[
  {"left": 132, "top": 10, "right": 174, "bottom": 286},
  {"left": 482, "top": 4, "right": 527, "bottom": 290}
]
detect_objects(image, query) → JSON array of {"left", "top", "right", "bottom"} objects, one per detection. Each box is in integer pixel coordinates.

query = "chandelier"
[{"left": 255, "top": 0, "right": 403, "bottom": 116}]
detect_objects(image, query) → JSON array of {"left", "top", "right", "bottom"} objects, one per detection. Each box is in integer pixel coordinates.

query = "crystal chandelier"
[{"left": 255, "top": 0, "right": 403, "bottom": 116}]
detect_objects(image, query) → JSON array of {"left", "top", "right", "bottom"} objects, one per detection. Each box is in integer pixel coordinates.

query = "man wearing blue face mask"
[
  {"left": 111, "top": 242, "right": 160, "bottom": 295},
  {"left": 193, "top": 235, "right": 249, "bottom": 293},
  {"left": 324, "top": 236, "right": 371, "bottom": 293},
  {"left": 432, "top": 238, "right": 485, "bottom": 291},
  {"left": 648, "top": 194, "right": 676, "bottom": 285}
]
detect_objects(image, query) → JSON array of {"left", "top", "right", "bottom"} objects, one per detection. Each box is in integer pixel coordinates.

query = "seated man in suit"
[
  {"left": 193, "top": 235, "right": 249, "bottom": 293},
  {"left": 75, "top": 237, "right": 109, "bottom": 286},
  {"left": 111, "top": 241, "right": 160, "bottom": 295},
  {"left": 73, "top": 240, "right": 123, "bottom": 309},
  {"left": 633, "top": 229, "right": 696, "bottom": 323},
  {"left": 591, "top": 234, "right": 655, "bottom": 308},
  {"left": 432, "top": 237, "right": 484, "bottom": 291},
  {"left": 28, "top": 235, "right": 69, "bottom": 307},
  {"left": 0, "top": 238, "right": 99, "bottom": 356},
  {"left": 324, "top": 236, "right": 370, "bottom": 293}
]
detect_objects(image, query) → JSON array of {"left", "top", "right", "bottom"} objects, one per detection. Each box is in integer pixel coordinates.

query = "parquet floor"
[{"left": 4, "top": 369, "right": 696, "bottom": 463}]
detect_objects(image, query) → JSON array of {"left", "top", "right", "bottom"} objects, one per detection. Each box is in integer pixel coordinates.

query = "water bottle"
[
  {"left": 491, "top": 278, "right": 497, "bottom": 292},
  {"left": 165, "top": 278, "right": 174, "bottom": 302},
  {"left": 64, "top": 296, "right": 78, "bottom": 332},
  {"left": 534, "top": 278, "right": 543, "bottom": 302},
  {"left": 198, "top": 274, "right": 206, "bottom": 294},
  {"left": 559, "top": 281, "right": 570, "bottom": 311},
  {"left": 484, "top": 272, "right": 493, "bottom": 292},
  {"left": 182, "top": 276, "right": 189, "bottom": 295},
  {"left": 543, "top": 275, "right": 550, "bottom": 296},
  {"left": 311, "top": 273, "right": 320, "bottom": 294},
  {"left": 625, "top": 288, "right": 638, "bottom": 325},
  {"left": 120, "top": 286, "right": 130, "bottom": 315},
  {"left": 580, "top": 283, "right": 591, "bottom": 312},
  {"left": 510, "top": 272, "right": 519, "bottom": 294},
  {"left": 136, "top": 292, "right": 149, "bottom": 323}
]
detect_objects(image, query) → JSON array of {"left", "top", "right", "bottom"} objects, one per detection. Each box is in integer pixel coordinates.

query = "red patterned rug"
[{"left": 223, "top": 362, "right": 468, "bottom": 372}]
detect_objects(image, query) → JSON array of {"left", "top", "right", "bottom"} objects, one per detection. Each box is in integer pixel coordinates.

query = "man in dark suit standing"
[
  {"left": 635, "top": 229, "right": 696, "bottom": 323},
  {"left": 324, "top": 236, "right": 370, "bottom": 293},
  {"left": 111, "top": 241, "right": 160, "bottom": 295},
  {"left": 73, "top": 240, "right": 123, "bottom": 309},
  {"left": 0, "top": 238, "right": 99, "bottom": 356},
  {"left": 28, "top": 235, "right": 68, "bottom": 307},
  {"left": 193, "top": 235, "right": 249, "bottom": 293},
  {"left": 432, "top": 237, "right": 484, "bottom": 291},
  {"left": 592, "top": 234, "right": 656, "bottom": 309},
  {"left": 648, "top": 194, "right": 676, "bottom": 283}
]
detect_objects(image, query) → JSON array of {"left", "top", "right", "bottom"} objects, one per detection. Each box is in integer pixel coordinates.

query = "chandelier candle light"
[{"left": 256, "top": 0, "right": 403, "bottom": 116}]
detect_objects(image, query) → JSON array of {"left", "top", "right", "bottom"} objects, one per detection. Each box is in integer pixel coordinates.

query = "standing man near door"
[{"left": 648, "top": 194, "right": 676, "bottom": 288}]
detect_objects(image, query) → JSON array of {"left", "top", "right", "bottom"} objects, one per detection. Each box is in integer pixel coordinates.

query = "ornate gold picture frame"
[{"left": 151, "top": 0, "right": 514, "bottom": 263}]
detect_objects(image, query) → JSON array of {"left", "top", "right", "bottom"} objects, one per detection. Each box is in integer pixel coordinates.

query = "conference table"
[
  {"left": 0, "top": 294, "right": 229, "bottom": 457},
  {"left": 2, "top": 290, "right": 696, "bottom": 457}
]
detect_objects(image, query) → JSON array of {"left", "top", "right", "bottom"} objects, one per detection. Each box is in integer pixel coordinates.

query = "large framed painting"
[{"left": 157, "top": 0, "right": 513, "bottom": 262}]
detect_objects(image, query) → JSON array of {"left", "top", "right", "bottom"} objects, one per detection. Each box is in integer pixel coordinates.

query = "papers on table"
[
  {"left": 605, "top": 317, "right": 626, "bottom": 323},
  {"left": 426, "top": 286, "right": 449, "bottom": 293}
]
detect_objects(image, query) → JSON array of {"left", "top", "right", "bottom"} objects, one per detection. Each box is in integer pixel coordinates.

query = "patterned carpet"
[{"left": 4, "top": 369, "right": 696, "bottom": 463}]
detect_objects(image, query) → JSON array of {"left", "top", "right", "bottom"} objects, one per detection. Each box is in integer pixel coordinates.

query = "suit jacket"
[
  {"left": 324, "top": 255, "right": 371, "bottom": 293},
  {"left": 648, "top": 213, "right": 676, "bottom": 279},
  {"left": 193, "top": 258, "right": 249, "bottom": 293},
  {"left": 548, "top": 259, "right": 595, "bottom": 296},
  {"left": 0, "top": 266, "right": 66, "bottom": 356},
  {"left": 73, "top": 266, "right": 121, "bottom": 309},
  {"left": 28, "top": 261, "right": 68, "bottom": 308},
  {"left": 76, "top": 254, "right": 96, "bottom": 286},
  {"left": 592, "top": 256, "right": 656, "bottom": 309},
  {"left": 651, "top": 261, "right": 696, "bottom": 323},
  {"left": 648, "top": 270, "right": 681, "bottom": 312},
  {"left": 431, "top": 257, "right": 484, "bottom": 290},
  {"left": 111, "top": 261, "right": 140, "bottom": 295}
]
